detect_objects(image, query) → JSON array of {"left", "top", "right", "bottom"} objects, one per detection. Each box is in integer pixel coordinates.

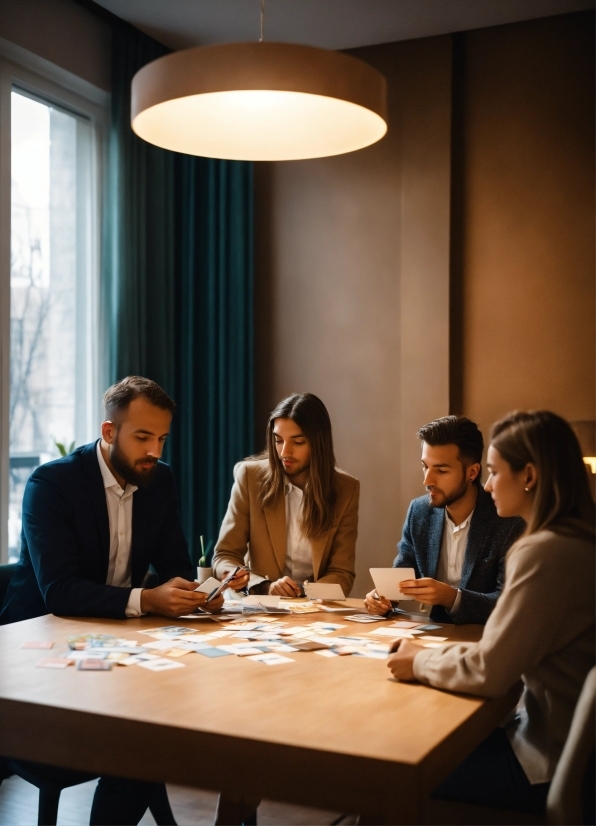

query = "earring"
[{"left": 524, "top": 487, "right": 530, "bottom": 492}]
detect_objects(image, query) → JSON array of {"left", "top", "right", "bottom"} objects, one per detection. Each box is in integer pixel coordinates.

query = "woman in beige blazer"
[
  {"left": 213, "top": 392, "right": 359, "bottom": 597},
  {"left": 387, "top": 410, "right": 595, "bottom": 816}
]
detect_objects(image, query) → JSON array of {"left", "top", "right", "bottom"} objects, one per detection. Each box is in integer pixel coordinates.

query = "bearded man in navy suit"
[
  {"left": 0, "top": 376, "right": 223, "bottom": 825},
  {"left": 365, "top": 415, "right": 523, "bottom": 625}
]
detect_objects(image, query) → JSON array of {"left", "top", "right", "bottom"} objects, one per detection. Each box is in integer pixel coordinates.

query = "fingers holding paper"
[
  {"left": 398, "top": 577, "right": 457, "bottom": 609},
  {"left": 387, "top": 638, "right": 419, "bottom": 681},
  {"left": 140, "top": 577, "right": 223, "bottom": 617},
  {"left": 364, "top": 589, "right": 392, "bottom": 615}
]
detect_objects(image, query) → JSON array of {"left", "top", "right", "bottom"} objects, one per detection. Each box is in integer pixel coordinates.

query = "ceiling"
[{"left": 92, "top": 0, "right": 593, "bottom": 51}]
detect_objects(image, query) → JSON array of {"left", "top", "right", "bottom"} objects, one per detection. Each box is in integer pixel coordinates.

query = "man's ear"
[
  {"left": 101, "top": 420, "right": 116, "bottom": 445},
  {"left": 467, "top": 462, "right": 481, "bottom": 483}
]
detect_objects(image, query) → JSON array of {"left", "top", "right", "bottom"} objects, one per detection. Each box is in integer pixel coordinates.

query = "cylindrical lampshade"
[{"left": 131, "top": 42, "right": 388, "bottom": 161}]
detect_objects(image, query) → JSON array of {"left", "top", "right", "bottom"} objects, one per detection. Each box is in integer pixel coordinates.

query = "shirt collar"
[
  {"left": 284, "top": 480, "right": 303, "bottom": 498},
  {"left": 96, "top": 441, "right": 137, "bottom": 495},
  {"left": 445, "top": 507, "right": 474, "bottom": 534}
]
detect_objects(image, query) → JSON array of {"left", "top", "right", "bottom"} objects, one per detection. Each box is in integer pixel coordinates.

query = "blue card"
[
  {"left": 417, "top": 624, "right": 442, "bottom": 631},
  {"left": 195, "top": 647, "right": 232, "bottom": 658}
]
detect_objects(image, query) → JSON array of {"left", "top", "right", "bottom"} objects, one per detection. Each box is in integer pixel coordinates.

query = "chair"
[
  {"left": 427, "top": 666, "right": 596, "bottom": 826},
  {"left": 0, "top": 564, "right": 177, "bottom": 825},
  {"left": 546, "top": 665, "right": 596, "bottom": 825}
]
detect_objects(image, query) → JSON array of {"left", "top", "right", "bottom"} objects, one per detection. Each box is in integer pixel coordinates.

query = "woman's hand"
[
  {"left": 224, "top": 567, "right": 250, "bottom": 592},
  {"left": 386, "top": 638, "right": 420, "bottom": 681},
  {"left": 269, "top": 576, "right": 301, "bottom": 597},
  {"left": 364, "top": 589, "right": 392, "bottom": 615}
]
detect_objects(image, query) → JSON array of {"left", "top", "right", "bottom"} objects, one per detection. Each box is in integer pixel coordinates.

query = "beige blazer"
[
  {"left": 413, "top": 529, "right": 595, "bottom": 784},
  {"left": 213, "top": 459, "right": 359, "bottom": 596}
]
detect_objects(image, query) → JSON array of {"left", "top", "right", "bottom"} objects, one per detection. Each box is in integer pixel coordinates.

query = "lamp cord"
[{"left": 260, "top": 0, "right": 265, "bottom": 42}]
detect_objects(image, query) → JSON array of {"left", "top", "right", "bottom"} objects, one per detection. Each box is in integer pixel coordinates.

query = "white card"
[
  {"left": 423, "top": 642, "right": 445, "bottom": 648},
  {"left": 120, "top": 653, "right": 161, "bottom": 666},
  {"left": 137, "top": 657, "right": 186, "bottom": 671},
  {"left": 304, "top": 583, "right": 345, "bottom": 600},
  {"left": 367, "top": 628, "right": 415, "bottom": 638},
  {"left": 315, "top": 649, "right": 339, "bottom": 658},
  {"left": 246, "top": 653, "right": 294, "bottom": 665},
  {"left": 144, "top": 639, "right": 187, "bottom": 650},
  {"left": 421, "top": 635, "right": 448, "bottom": 642},
  {"left": 194, "top": 577, "right": 220, "bottom": 594},
  {"left": 369, "top": 568, "right": 417, "bottom": 600},
  {"left": 242, "top": 595, "right": 280, "bottom": 608}
]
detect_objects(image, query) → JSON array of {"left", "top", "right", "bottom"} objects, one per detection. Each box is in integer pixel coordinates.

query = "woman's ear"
[{"left": 523, "top": 463, "right": 538, "bottom": 492}]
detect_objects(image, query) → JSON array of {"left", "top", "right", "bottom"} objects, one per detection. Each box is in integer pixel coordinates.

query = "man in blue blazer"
[
  {"left": 365, "top": 415, "right": 523, "bottom": 625},
  {"left": 0, "top": 376, "right": 222, "bottom": 824}
]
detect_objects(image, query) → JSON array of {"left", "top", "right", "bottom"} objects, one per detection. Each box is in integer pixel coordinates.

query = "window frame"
[{"left": 0, "top": 40, "right": 109, "bottom": 563}]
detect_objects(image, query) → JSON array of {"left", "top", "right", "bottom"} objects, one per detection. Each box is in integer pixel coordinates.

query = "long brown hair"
[
  {"left": 490, "top": 410, "right": 595, "bottom": 539},
  {"left": 256, "top": 393, "right": 337, "bottom": 538}
]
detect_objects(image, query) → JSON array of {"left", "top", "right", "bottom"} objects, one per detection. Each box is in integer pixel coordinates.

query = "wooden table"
[{"left": 0, "top": 603, "right": 518, "bottom": 824}]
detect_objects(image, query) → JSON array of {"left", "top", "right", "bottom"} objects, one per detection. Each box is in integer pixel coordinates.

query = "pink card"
[
  {"left": 20, "top": 641, "right": 54, "bottom": 649},
  {"left": 36, "top": 657, "right": 70, "bottom": 669}
]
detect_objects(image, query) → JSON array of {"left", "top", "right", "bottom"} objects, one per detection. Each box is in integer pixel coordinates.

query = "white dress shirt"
[
  {"left": 435, "top": 507, "right": 474, "bottom": 615},
  {"left": 96, "top": 442, "right": 144, "bottom": 617},
  {"left": 282, "top": 483, "right": 313, "bottom": 584}
]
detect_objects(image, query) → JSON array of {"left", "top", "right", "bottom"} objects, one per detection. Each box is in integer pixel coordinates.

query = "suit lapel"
[
  {"left": 311, "top": 532, "right": 329, "bottom": 581},
  {"left": 460, "top": 489, "right": 491, "bottom": 587},
  {"left": 80, "top": 441, "right": 110, "bottom": 578},
  {"left": 426, "top": 507, "right": 444, "bottom": 578},
  {"left": 263, "top": 492, "right": 287, "bottom": 576}
]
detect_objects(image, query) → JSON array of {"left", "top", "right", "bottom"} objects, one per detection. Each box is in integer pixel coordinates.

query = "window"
[{"left": 6, "top": 88, "right": 101, "bottom": 562}]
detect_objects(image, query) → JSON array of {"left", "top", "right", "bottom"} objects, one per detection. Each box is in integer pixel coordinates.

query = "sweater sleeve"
[{"left": 413, "top": 534, "right": 577, "bottom": 697}]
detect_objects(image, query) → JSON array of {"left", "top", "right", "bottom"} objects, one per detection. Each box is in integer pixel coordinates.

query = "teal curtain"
[{"left": 103, "top": 22, "right": 254, "bottom": 564}]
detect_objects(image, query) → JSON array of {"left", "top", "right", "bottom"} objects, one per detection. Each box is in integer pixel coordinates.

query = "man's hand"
[
  {"left": 364, "top": 589, "right": 392, "bottom": 616},
  {"left": 398, "top": 578, "right": 457, "bottom": 609},
  {"left": 387, "top": 638, "right": 420, "bottom": 681},
  {"left": 269, "top": 576, "right": 301, "bottom": 597},
  {"left": 140, "top": 577, "right": 224, "bottom": 617},
  {"left": 223, "top": 567, "right": 250, "bottom": 592}
]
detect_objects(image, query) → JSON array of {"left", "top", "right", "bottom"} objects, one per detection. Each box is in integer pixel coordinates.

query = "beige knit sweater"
[{"left": 413, "top": 529, "right": 595, "bottom": 783}]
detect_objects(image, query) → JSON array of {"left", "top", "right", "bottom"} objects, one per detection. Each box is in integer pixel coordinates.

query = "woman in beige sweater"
[{"left": 387, "top": 410, "right": 595, "bottom": 815}]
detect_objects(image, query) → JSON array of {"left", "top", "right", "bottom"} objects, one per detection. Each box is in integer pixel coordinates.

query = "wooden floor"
[{"left": 0, "top": 776, "right": 347, "bottom": 825}]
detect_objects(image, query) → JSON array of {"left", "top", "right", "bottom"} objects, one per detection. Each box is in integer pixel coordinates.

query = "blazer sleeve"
[
  {"left": 212, "top": 463, "right": 256, "bottom": 582},
  {"left": 148, "top": 469, "right": 194, "bottom": 583},
  {"left": 393, "top": 502, "right": 422, "bottom": 576},
  {"left": 317, "top": 479, "right": 359, "bottom": 596},
  {"left": 22, "top": 473, "right": 131, "bottom": 618},
  {"left": 453, "top": 518, "right": 524, "bottom": 625}
]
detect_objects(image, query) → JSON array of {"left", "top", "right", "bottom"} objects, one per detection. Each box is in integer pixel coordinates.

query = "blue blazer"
[
  {"left": 0, "top": 441, "right": 194, "bottom": 624},
  {"left": 394, "top": 487, "right": 524, "bottom": 625}
]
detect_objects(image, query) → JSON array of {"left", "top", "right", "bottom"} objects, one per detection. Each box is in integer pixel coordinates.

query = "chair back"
[
  {"left": 0, "top": 563, "right": 17, "bottom": 611},
  {"left": 547, "top": 665, "right": 596, "bottom": 825}
]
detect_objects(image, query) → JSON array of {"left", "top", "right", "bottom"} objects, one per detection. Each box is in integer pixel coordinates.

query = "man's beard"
[
  {"left": 427, "top": 475, "right": 469, "bottom": 509},
  {"left": 109, "top": 438, "right": 158, "bottom": 488}
]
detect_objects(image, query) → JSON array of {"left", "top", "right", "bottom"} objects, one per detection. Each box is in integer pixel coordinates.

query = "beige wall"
[
  {"left": 254, "top": 12, "right": 594, "bottom": 597},
  {"left": 0, "top": 0, "right": 111, "bottom": 90},
  {"left": 457, "top": 12, "right": 595, "bottom": 440},
  {"left": 254, "top": 37, "right": 452, "bottom": 596}
]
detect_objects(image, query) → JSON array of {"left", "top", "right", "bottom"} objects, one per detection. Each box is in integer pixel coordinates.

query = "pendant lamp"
[{"left": 131, "top": 34, "right": 387, "bottom": 161}]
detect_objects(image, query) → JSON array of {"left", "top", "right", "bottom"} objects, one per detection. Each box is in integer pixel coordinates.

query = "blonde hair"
[{"left": 490, "top": 410, "right": 594, "bottom": 540}]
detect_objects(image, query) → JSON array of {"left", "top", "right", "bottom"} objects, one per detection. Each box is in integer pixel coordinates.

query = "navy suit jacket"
[
  {"left": 394, "top": 487, "right": 524, "bottom": 625},
  {"left": 0, "top": 441, "right": 194, "bottom": 624}
]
